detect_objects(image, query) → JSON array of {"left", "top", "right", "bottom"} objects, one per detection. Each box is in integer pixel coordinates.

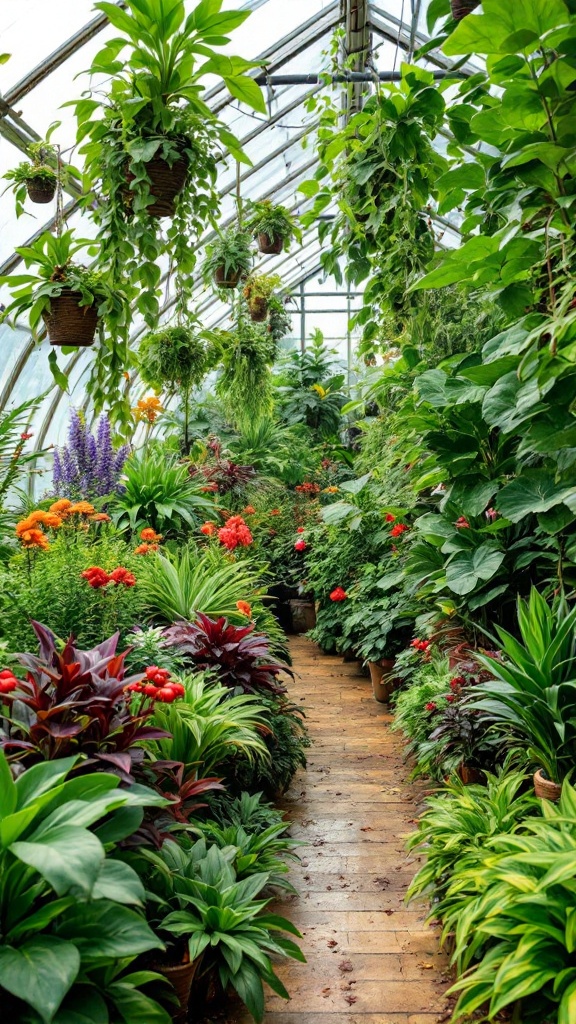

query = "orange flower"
[
  {"left": 35, "top": 512, "right": 63, "bottom": 529},
  {"left": 132, "top": 396, "right": 163, "bottom": 424},
  {"left": 122, "top": 371, "right": 130, "bottom": 380},
  {"left": 242, "top": 506, "right": 256, "bottom": 515},
  {"left": 91, "top": 512, "right": 111, "bottom": 523},
  {"left": 323, "top": 486, "right": 339, "bottom": 494},
  {"left": 270, "top": 509, "right": 281, "bottom": 516},
  {"left": 19, "top": 528, "right": 49, "bottom": 550},
  {"left": 134, "top": 543, "right": 151, "bottom": 555},
  {"left": 49, "top": 499, "right": 72, "bottom": 515},
  {"left": 68, "top": 501, "right": 96, "bottom": 516},
  {"left": 236, "top": 600, "right": 252, "bottom": 617},
  {"left": 140, "top": 527, "right": 162, "bottom": 542},
  {"left": 200, "top": 522, "right": 217, "bottom": 536}
]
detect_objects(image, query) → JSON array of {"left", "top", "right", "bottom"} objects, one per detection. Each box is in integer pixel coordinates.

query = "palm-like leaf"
[{"left": 111, "top": 450, "right": 215, "bottom": 535}]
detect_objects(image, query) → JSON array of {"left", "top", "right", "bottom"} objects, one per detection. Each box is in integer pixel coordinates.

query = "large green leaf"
[
  {"left": 0, "top": 937, "right": 80, "bottom": 1024},
  {"left": 497, "top": 471, "right": 576, "bottom": 523},
  {"left": 11, "top": 826, "right": 104, "bottom": 896},
  {"left": 55, "top": 901, "right": 162, "bottom": 959},
  {"left": 443, "top": 0, "right": 569, "bottom": 55},
  {"left": 445, "top": 544, "right": 506, "bottom": 595},
  {"left": 92, "top": 859, "right": 145, "bottom": 905},
  {"left": 0, "top": 750, "right": 16, "bottom": 818}
]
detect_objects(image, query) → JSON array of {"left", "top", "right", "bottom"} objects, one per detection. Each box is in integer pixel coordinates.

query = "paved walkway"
[{"left": 235, "top": 637, "right": 449, "bottom": 1024}]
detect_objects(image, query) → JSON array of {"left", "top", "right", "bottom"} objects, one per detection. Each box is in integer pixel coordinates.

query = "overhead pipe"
[{"left": 253, "top": 70, "right": 463, "bottom": 84}]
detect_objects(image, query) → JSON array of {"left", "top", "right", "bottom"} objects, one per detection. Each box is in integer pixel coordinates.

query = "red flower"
[
  {"left": 296, "top": 527, "right": 305, "bottom": 534},
  {"left": 201, "top": 482, "right": 219, "bottom": 493},
  {"left": 217, "top": 516, "right": 253, "bottom": 550},
  {"left": 200, "top": 522, "right": 217, "bottom": 536},
  {"left": 236, "top": 600, "right": 252, "bottom": 617},
  {"left": 330, "top": 587, "right": 348, "bottom": 602},
  {"left": 0, "top": 670, "right": 18, "bottom": 694},
  {"left": 455, "top": 517, "right": 470, "bottom": 529},
  {"left": 445, "top": 693, "right": 455, "bottom": 703},
  {"left": 450, "top": 676, "right": 465, "bottom": 690},
  {"left": 485, "top": 507, "right": 498, "bottom": 521},
  {"left": 108, "top": 567, "right": 136, "bottom": 587},
  {"left": 410, "top": 639, "right": 430, "bottom": 652},
  {"left": 390, "top": 523, "right": 409, "bottom": 537},
  {"left": 425, "top": 702, "right": 437, "bottom": 712},
  {"left": 242, "top": 506, "right": 256, "bottom": 515},
  {"left": 20, "top": 432, "right": 33, "bottom": 440},
  {"left": 294, "top": 539, "right": 307, "bottom": 552},
  {"left": 385, "top": 513, "right": 396, "bottom": 523},
  {"left": 145, "top": 665, "right": 171, "bottom": 687},
  {"left": 270, "top": 509, "right": 281, "bottom": 516},
  {"left": 81, "top": 566, "right": 110, "bottom": 589}
]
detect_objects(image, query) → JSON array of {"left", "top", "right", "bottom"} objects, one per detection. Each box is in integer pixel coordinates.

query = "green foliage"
[
  {"left": 0, "top": 530, "right": 144, "bottom": 652},
  {"left": 215, "top": 318, "right": 277, "bottom": 426},
  {"left": 446, "top": 783, "right": 576, "bottom": 1023},
  {"left": 244, "top": 200, "right": 302, "bottom": 250},
  {"left": 470, "top": 589, "right": 576, "bottom": 783},
  {"left": 220, "top": 695, "right": 310, "bottom": 798},
  {"left": 110, "top": 449, "right": 215, "bottom": 535},
  {"left": 202, "top": 228, "right": 253, "bottom": 285},
  {"left": 157, "top": 842, "right": 304, "bottom": 1022},
  {"left": 148, "top": 672, "right": 270, "bottom": 778},
  {"left": 275, "top": 331, "right": 348, "bottom": 440},
  {"left": 138, "top": 323, "right": 210, "bottom": 394},
  {"left": 0, "top": 753, "right": 169, "bottom": 1023},
  {"left": 0, "top": 397, "right": 47, "bottom": 546}
]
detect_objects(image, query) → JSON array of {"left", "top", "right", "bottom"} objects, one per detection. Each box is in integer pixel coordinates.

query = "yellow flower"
[
  {"left": 311, "top": 384, "right": 326, "bottom": 399},
  {"left": 323, "top": 486, "right": 339, "bottom": 493}
]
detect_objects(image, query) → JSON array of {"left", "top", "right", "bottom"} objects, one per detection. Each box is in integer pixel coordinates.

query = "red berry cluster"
[
  {"left": 0, "top": 669, "right": 18, "bottom": 694},
  {"left": 125, "top": 666, "right": 185, "bottom": 703}
]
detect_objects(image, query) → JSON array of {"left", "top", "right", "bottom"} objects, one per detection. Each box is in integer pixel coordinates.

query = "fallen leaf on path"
[
  {"left": 360, "top": 826, "right": 373, "bottom": 832},
  {"left": 327, "top": 940, "right": 338, "bottom": 948},
  {"left": 339, "top": 960, "right": 354, "bottom": 973},
  {"left": 343, "top": 995, "right": 357, "bottom": 1005}
]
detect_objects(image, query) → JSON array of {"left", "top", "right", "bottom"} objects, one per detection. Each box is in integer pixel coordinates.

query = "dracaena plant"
[
  {"left": 0, "top": 751, "right": 170, "bottom": 1023},
  {"left": 0, "top": 620, "right": 171, "bottom": 779},
  {"left": 111, "top": 449, "right": 216, "bottom": 535},
  {"left": 162, "top": 614, "right": 290, "bottom": 695},
  {"left": 71, "top": 0, "right": 264, "bottom": 330}
]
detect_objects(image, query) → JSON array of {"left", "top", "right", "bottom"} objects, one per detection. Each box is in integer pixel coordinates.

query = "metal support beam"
[
  {"left": 252, "top": 69, "right": 461, "bottom": 84},
  {"left": 342, "top": 0, "right": 371, "bottom": 118}
]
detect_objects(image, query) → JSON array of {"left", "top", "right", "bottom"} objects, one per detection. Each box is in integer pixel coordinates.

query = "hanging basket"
[
  {"left": 214, "top": 265, "right": 243, "bottom": 289},
  {"left": 249, "top": 297, "right": 268, "bottom": 322},
  {"left": 257, "top": 231, "right": 284, "bottom": 255},
  {"left": 450, "top": 0, "right": 480, "bottom": 19},
  {"left": 125, "top": 155, "right": 188, "bottom": 218},
  {"left": 26, "top": 178, "right": 57, "bottom": 204},
  {"left": 152, "top": 957, "right": 200, "bottom": 1022},
  {"left": 42, "top": 289, "right": 99, "bottom": 348},
  {"left": 533, "top": 769, "right": 562, "bottom": 802}
]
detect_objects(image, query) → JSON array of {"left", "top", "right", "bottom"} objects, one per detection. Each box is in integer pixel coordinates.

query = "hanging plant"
[
  {"left": 71, "top": 0, "right": 266, "bottom": 328},
  {"left": 244, "top": 200, "right": 303, "bottom": 254},
  {"left": 202, "top": 228, "right": 253, "bottom": 290},
  {"left": 0, "top": 230, "right": 132, "bottom": 396},
  {"left": 243, "top": 272, "right": 282, "bottom": 321},
  {"left": 2, "top": 141, "right": 59, "bottom": 215},
  {"left": 216, "top": 317, "right": 278, "bottom": 426},
  {"left": 267, "top": 295, "right": 293, "bottom": 342}
]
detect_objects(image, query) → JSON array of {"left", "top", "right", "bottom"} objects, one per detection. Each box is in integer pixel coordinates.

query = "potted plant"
[
  {"left": 244, "top": 199, "right": 302, "bottom": 254},
  {"left": 2, "top": 141, "right": 59, "bottom": 213},
  {"left": 470, "top": 589, "right": 576, "bottom": 801},
  {"left": 243, "top": 272, "right": 282, "bottom": 321},
  {"left": 202, "top": 228, "right": 253, "bottom": 289},
  {"left": 72, "top": 0, "right": 266, "bottom": 327},
  {"left": 0, "top": 230, "right": 129, "bottom": 349}
]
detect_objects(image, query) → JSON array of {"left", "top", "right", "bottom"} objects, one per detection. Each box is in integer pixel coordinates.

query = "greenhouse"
[{"left": 0, "top": 1, "right": 575, "bottom": 1022}]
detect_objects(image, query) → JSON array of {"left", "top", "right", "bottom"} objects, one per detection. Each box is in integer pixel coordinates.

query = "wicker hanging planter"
[
  {"left": 26, "top": 178, "right": 57, "bottom": 204},
  {"left": 125, "top": 154, "right": 188, "bottom": 218},
  {"left": 152, "top": 958, "right": 200, "bottom": 1022},
  {"left": 450, "top": 0, "right": 480, "bottom": 19},
  {"left": 533, "top": 769, "right": 562, "bottom": 802},
  {"left": 249, "top": 297, "right": 268, "bottom": 322},
  {"left": 42, "top": 289, "right": 99, "bottom": 347},
  {"left": 257, "top": 231, "right": 284, "bottom": 255},
  {"left": 214, "top": 265, "right": 243, "bottom": 289}
]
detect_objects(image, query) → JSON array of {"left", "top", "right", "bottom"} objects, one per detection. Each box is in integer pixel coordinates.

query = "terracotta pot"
[
  {"left": 26, "top": 177, "right": 56, "bottom": 204},
  {"left": 534, "top": 768, "right": 562, "bottom": 802},
  {"left": 152, "top": 957, "right": 200, "bottom": 1021},
  {"left": 458, "top": 763, "right": 483, "bottom": 785},
  {"left": 42, "top": 288, "right": 99, "bottom": 347},
  {"left": 257, "top": 231, "right": 284, "bottom": 255},
  {"left": 249, "top": 297, "right": 268, "bottom": 322},
  {"left": 289, "top": 598, "right": 316, "bottom": 633},
  {"left": 450, "top": 0, "right": 480, "bottom": 18},
  {"left": 368, "top": 660, "right": 393, "bottom": 704},
  {"left": 214, "top": 265, "right": 243, "bottom": 289}
]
